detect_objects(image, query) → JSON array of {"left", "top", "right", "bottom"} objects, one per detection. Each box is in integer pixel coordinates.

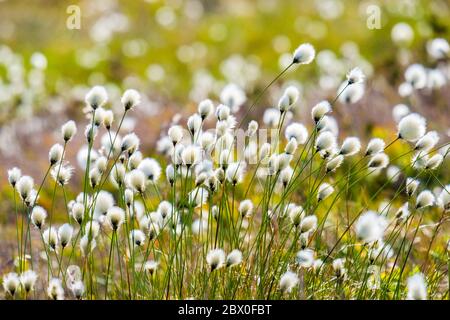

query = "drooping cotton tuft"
[
  {"left": 292, "top": 43, "right": 315, "bottom": 64},
  {"left": 121, "top": 89, "right": 141, "bottom": 111},
  {"left": 206, "top": 248, "right": 226, "bottom": 271},
  {"left": 285, "top": 123, "right": 308, "bottom": 144},
  {"left": 365, "top": 138, "right": 385, "bottom": 156},
  {"left": 85, "top": 86, "right": 108, "bottom": 110},
  {"left": 346, "top": 67, "right": 365, "bottom": 85},
  {"left": 415, "top": 190, "right": 435, "bottom": 209},
  {"left": 226, "top": 249, "right": 243, "bottom": 267},
  {"left": 339, "top": 137, "right": 361, "bottom": 156},
  {"left": 61, "top": 120, "right": 77, "bottom": 142},
  {"left": 398, "top": 113, "right": 426, "bottom": 142}
]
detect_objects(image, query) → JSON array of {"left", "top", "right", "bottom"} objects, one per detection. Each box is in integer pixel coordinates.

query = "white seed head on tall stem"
[
  {"left": 61, "top": 120, "right": 77, "bottom": 142},
  {"left": 292, "top": 43, "right": 315, "bottom": 64},
  {"left": 121, "top": 89, "right": 141, "bottom": 111},
  {"left": 31, "top": 206, "right": 47, "bottom": 229},
  {"left": 415, "top": 190, "right": 435, "bottom": 209},
  {"left": 397, "top": 113, "right": 426, "bottom": 142},
  {"left": 206, "top": 248, "right": 226, "bottom": 271},
  {"left": 85, "top": 85, "right": 108, "bottom": 110}
]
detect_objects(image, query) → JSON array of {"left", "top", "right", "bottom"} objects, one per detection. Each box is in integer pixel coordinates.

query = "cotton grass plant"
[{"left": 2, "top": 40, "right": 449, "bottom": 301}]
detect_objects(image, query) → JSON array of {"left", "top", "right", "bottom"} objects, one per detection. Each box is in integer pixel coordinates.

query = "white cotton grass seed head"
[
  {"left": 387, "top": 165, "right": 401, "bottom": 183},
  {"left": 226, "top": 249, "right": 243, "bottom": 268},
  {"left": 61, "top": 120, "right": 77, "bottom": 142},
  {"left": 332, "top": 258, "right": 346, "bottom": 277},
  {"left": 198, "top": 99, "right": 214, "bottom": 120},
  {"left": 70, "top": 280, "right": 85, "bottom": 300},
  {"left": 391, "top": 22, "right": 414, "bottom": 47},
  {"left": 392, "top": 104, "right": 410, "bottom": 123},
  {"left": 58, "top": 223, "right": 74, "bottom": 248},
  {"left": 355, "top": 211, "right": 387, "bottom": 243},
  {"left": 406, "top": 178, "right": 420, "bottom": 197},
  {"left": 85, "top": 85, "right": 108, "bottom": 110},
  {"left": 130, "top": 229, "right": 146, "bottom": 246},
  {"left": 166, "top": 164, "right": 175, "bottom": 185},
  {"left": 80, "top": 235, "right": 96, "bottom": 256},
  {"left": 51, "top": 163, "right": 74, "bottom": 186},
  {"left": 157, "top": 200, "right": 173, "bottom": 219},
  {"left": 315, "top": 131, "right": 336, "bottom": 153},
  {"left": 107, "top": 206, "right": 125, "bottom": 230},
  {"left": 121, "top": 89, "right": 141, "bottom": 111},
  {"left": 415, "top": 131, "right": 439, "bottom": 152},
  {"left": 143, "top": 260, "right": 159, "bottom": 275},
  {"left": 93, "top": 190, "right": 114, "bottom": 217},
  {"left": 187, "top": 113, "right": 202, "bottom": 136},
  {"left": 3, "top": 272, "right": 20, "bottom": 297},
  {"left": 292, "top": 43, "right": 315, "bottom": 64},
  {"left": 339, "top": 137, "right": 361, "bottom": 156},
  {"left": 405, "top": 64, "right": 427, "bottom": 89},
  {"left": 121, "top": 133, "right": 140, "bottom": 155},
  {"left": 415, "top": 190, "right": 435, "bottom": 209},
  {"left": 126, "top": 169, "right": 147, "bottom": 193},
  {"left": 263, "top": 108, "right": 281, "bottom": 128},
  {"left": 93, "top": 107, "right": 105, "bottom": 126},
  {"left": 189, "top": 187, "right": 209, "bottom": 207},
  {"left": 288, "top": 205, "right": 304, "bottom": 226},
  {"left": 300, "top": 215, "right": 318, "bottom": 233},
  {"left": 31, "top": 206, "right": 47, "bottom": 229},
  {"left": 7, "top": 167, "right": 21, "bottom": 187},
  {"left": 247, "top": 120, "right": 258, "bottom": 137},
  {"left": 407, "top": 273, "right": 427, "bottom": 300},
  {"left": 326, "top": 155, "right": 344, "bottom": 173},
  {"left": 220, "top": 83, "right": 246, "bottom": 112},
  {"left": 43, "top": 227, "right": 58, "bottom": 250},
  {"left": 425, "top": 154, "right": 443, "bottom": 170},
  {"left": 47, "top": 278, "right": 64, "bottom": 300},
  {"left": 168, "top": 125, "right": 184, "bottom": 145},
  {"left": 49, "top": 143, "right": 64, "bottom": 165},
  {"left": 71, "top": 202, "right": 85, "bottom": 224},
  {"left": 296, "top": 249, "right": 314, "bottom": 268},
  {"left": 338, "top": 82, "right": 365, "bottom": 104},
  {"left": 278, "top": 86, "right": 299, "bottom": 113},
  {"left": 138, "top": 158, "right": 162, "bottom": 182},
  {"left": 181, "top": 145, "right": 201, "bottom": 167},
  {"left": 206, "top": 248, "right": 226, "bottom": 271},
  {"left": 285, "top": 138, "right": 298, "bottom": 155},
  {"left": 103, "top": 110, "right": 114, "bottom": 129},
  {"left": 20, "top": 270, "right": 38, "bottom": 293},
  {"left": 239, "top": 199, "right": 254, "bottom": 218},
  {"left": 346, "top": 67, "right": 365, "bottom": 85},
  {"left": 285, "top": 123, "right": 308, "bottom": 144},
  {"left": 368, "top": 153, "right": 390, "bottom": 169},
  {"left": 95, "top": 156, "right": 108, "bottom": 173},
  {"left": 226, "top": 162, "right": 246, "bottom": 185},
  {"left": 216, "top": 104, "right": 230, "bottom": 121},
  {"left": 397, "top": 113, "right": 426, "bottom": 142},
  {"left": 84, "top": 124, "right": 98, "bottom": 144},
  {"left": 311, "top": 101, "right": 331, "bottom": 123},
  {"left": 318, "top": 182, "right": 334, "bottom": 202},
  {"left": 365, "top": 138, "right": 385, "bottom": 156},
  {"left": 426, "top": 38, "right": 449, "bottom": 60},
  {"left": 279, "top": 271, "right": 299, "bottom": 293}
]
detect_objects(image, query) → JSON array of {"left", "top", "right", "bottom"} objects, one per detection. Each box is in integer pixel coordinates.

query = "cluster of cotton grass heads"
[{"left": 3, "top": 41, "right": 449, "bottom": 300}]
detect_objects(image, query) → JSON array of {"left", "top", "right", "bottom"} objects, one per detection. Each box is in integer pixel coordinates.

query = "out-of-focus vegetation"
[{"left": 0, "top": 0, "right": 449, "bottom": 300}]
